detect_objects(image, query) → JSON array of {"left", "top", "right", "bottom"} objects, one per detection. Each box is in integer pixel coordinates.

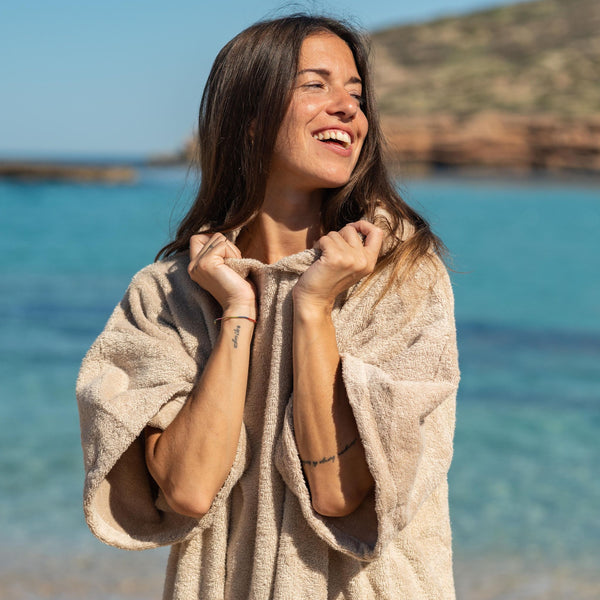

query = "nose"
[{"left": 327, "top": 86, "right": 359, "bottom": 120}]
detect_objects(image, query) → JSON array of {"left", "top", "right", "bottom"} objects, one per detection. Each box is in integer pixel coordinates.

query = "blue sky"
[{"left": 0, "top": 0, "right": 518, "bottom": 158}]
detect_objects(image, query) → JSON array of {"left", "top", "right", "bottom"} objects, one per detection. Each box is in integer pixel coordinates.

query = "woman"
[{"left": 77, "top": 14, "right": 459, "bottom": 600}]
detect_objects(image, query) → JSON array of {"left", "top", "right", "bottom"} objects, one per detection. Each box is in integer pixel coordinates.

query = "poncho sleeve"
[
  {"left": 76, "top": 261, "right": 251, "bottom": 550},
  {"left": 274, "top": 256, "right": 459, "bottom": 560}
]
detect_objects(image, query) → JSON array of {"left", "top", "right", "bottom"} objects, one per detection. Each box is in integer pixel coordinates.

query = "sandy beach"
[
  {"left": 2, "top": 174, "right": 598, "bottom": 600},
  {"left": 1, "top": 546, "right": 599, "bottom": 600}
]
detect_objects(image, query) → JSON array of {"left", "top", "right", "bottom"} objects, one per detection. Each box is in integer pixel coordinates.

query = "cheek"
[
  {"left": 275, "top": 107, "right": 300, "bottom": 148},
  {"left": 359, "top": 113, "right": 369, "bottom": 140}
]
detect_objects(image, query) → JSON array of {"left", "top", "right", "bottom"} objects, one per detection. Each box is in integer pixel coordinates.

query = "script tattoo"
[
  {"left": 337, "top": 437, "right": 358, "bottom": 457},
  {"left": 232, "top": 325, "right": 241, "bottom": 349},
  {"left": 300, "top": 437, "right": 358, "bottom": 468},
  {"left": 301, "top": 454, "right": 336, "bottom": 468}
]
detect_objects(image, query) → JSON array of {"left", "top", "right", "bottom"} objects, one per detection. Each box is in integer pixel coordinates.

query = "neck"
[{"left": 238, "top": 186, "right": 323, "bottom": 264}]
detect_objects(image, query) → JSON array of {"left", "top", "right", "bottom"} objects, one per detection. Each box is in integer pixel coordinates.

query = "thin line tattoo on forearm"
[
  {"left": 232, "top": 324, "right": 241, "bottom": 348},
  {"left": 300, "top": 437, "right": 358, "bottom": 468}
]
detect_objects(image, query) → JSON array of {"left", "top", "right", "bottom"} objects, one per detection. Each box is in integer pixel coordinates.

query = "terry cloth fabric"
[{"left": 76, "top": 239, "right": 460, "bottom": 600}]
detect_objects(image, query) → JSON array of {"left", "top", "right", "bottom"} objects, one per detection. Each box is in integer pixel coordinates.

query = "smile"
[{"left": 312, "top": 129, "right": 352, "bottom": 149}]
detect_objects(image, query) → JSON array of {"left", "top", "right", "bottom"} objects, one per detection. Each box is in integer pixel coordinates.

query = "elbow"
[
  {"left": 311, "top": 485, "right": 371, "bottom": 518},
  {"left": 149, "top": 465, "right": 213, "bottom": 519},
  {"left": 145, "top": 431, "right": 213, "bottom": 519},
  {"left": 162, "top": 483, "right": 213, "bottom": 519},
  {"left": 312, "top": 500, "right": 353, "bottom": 518},
  {"left": 312, "top": 496, "right": 358, "bottom": 518}
]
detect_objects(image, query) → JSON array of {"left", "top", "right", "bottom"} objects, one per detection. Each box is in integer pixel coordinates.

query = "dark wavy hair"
[{"left": 157, "top": 14, "right": 445, "bottom": 286}]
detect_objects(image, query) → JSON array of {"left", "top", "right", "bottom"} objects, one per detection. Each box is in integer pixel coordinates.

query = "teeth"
[{"left": 313, "top": 129, "right": 351, "bottom": 149}]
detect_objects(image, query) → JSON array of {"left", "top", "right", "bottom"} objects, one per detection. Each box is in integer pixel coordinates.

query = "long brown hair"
[{"left": 157, "top": 14, "right": 445, "bottom": 286}]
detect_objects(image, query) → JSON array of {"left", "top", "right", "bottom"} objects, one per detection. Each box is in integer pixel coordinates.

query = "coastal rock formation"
[
  {"left": 372, "top": 0, "right": 600, "bottom": 173},
  {"left": 0, "top": 162, "right": 137, "bottom": 183},
  {"left": 157, "top": 0, "right": 600, "bottom": 175},
  {"left": 382, "top": 113, "right": 600, "bottom": 173}
]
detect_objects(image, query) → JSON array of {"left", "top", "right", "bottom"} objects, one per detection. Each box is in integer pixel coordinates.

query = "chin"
[{"left": 312, "top": 169, "right": 355, "bottom": 190}]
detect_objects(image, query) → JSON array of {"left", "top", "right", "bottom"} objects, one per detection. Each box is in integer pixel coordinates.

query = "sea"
[{"left": 1, "top": 167, "right": 598, "bottom": 599}]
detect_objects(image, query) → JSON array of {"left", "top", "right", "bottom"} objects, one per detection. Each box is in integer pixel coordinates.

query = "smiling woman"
[
  {"left": 76, "top": 13, "right": 459, "bottom": 600},
  {"left": 270, "top": 32, "right": 369, "bottom": 192}
]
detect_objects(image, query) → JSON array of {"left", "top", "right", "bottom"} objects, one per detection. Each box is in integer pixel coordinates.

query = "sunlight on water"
[{"left": 1, "top": 170, "right": 598, "bottom": 597}]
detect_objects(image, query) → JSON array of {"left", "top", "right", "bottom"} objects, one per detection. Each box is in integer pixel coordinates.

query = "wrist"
[
  {"left": 221, "top": 303, "right": 257, "bottom": 322},
  {"left": 292, "top": 296, "right": 333, "bottom": 324}
]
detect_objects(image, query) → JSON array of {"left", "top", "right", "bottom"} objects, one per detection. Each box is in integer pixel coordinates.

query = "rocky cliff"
[
  {"left": 153, "top": 0, "right": 599, "bottom": 175},
  {"left": 0, "top": 162, "right": 137, "bottom": 183},
  {"left": 372, "top": 0, "right": 600, "bottom": 173}
]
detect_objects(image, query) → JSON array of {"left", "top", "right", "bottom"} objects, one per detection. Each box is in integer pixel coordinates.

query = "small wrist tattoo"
[
  {"left": 232, "top": 324, "right": 241, "bottom": 348},
  {"left": 300, "top": 437, "right": 358, "bottom": 468}
]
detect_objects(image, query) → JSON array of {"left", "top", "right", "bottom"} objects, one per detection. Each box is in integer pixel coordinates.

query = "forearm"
[
  {"left": 145, "top": 309, "right": 254, "bottom": 518},
  {"left": 292, "top": 301, "right": 374, "bottom": 517}
]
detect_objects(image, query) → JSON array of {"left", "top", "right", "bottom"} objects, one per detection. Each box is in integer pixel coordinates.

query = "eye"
[
  {"left": 303, "top": 81, "right": 325, "bottom": 90},
  {"left": 348, "top": 90, "right": 365, "bottom": 107}
]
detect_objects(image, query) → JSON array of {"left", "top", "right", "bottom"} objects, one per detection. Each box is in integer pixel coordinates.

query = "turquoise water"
[{"left": 0, "top": 170, "right": 598, "bottom": 576}]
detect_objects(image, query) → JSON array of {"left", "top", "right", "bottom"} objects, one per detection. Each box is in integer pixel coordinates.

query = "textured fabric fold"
[
  {"left": 77, "top": 248, "right": 459, "bottom": 599},
  {"left": 274, "top": 258, "right": 459, "bottom": 561},
  {"left": 76, "top": 260, "right": 251, "bottom": 550}
]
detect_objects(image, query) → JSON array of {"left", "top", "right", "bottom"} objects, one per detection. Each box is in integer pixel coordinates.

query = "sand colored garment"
[{"left": 77, "top": 243, "right": 459, "bottom": 599}]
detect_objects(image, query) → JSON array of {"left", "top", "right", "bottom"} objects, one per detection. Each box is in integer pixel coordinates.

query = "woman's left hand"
[{"left": 293, "top": 220, "right": 384, "bottom": 310}]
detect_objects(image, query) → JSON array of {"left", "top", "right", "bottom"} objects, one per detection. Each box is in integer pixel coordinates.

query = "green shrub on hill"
[{"left": 372, "top": 0, "right": 600, "bottom": 118}]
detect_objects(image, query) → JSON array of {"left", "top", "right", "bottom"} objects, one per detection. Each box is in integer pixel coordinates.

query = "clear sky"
[{"left": 0, "top": 0, "right": 518, "bottom": 158}]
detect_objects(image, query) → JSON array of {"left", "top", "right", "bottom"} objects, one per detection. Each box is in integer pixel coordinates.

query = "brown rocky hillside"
[{"left": 372, "top": 0, "right": 600, "bottom": 173}]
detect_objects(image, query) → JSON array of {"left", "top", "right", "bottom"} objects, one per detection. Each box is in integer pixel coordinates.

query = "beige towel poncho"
[{"left": 77, "top": 242, "right": 459, "bottom": 600}]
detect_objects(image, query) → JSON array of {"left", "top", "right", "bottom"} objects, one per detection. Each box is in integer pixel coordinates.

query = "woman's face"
[{"left": 269, "top": 32, "right": 369, "bottom": 193}]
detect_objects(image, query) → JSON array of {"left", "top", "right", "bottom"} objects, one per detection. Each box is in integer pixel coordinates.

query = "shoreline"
[
  {"left": 3, "top": 160, "right": 599, "bottom": 185},
  {"left": 1, "top": 545, "right": 598, "bottom": 600},
  {"left": 0, "top": 161, "right": 137, "bottom": 184},
  {"left": 4, "top": 113, "right": 600, "bottom": 186}
]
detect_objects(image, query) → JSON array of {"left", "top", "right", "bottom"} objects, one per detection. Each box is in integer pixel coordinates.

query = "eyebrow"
[{"left": 296, "top": 68, "right": 362, "bottom": 85}]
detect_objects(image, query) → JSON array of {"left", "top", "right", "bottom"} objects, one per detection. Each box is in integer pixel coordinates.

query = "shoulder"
[
  {"left": 113, "top": 253, "right": 203, "bottom": 330},
  {"left": 129, "top": 252, "right": 188, "bottom": 286},
  {"left": 413, "top": 252, "right": 454, "bottom": 304},
  {"left": 127, "top": 253, "right": 193, "bottom": 298},
  {"left": 369, "top": 205, "right": 452, "bottom": 301},
  {"left": 343, "top": 251, "right": 454, "bottom": 335}
]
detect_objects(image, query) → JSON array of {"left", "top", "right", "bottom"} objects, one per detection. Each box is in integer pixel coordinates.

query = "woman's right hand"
[
  {"left": 188, "top": 233, "right": 256, "bottom": 314},
  {"left": 148, "top": 232, "right": 255, "bottom": 519}
]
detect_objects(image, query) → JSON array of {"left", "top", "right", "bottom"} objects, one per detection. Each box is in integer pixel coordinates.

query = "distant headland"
[
  {"left": 0, "top": 161, "right": 137, "bottom": 184},
  {"left": 3, "top": 0, "right": 598, "bottom": 182},
  {"left": 179, "top": 0, "right": 599, "bottom": 176},
  {"left": 372, "top": 0, "right": 600, "bottom": 174}
]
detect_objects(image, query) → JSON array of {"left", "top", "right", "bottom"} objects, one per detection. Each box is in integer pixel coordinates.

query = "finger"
[
  {"left": 348, "top": 221, "right": 384, "bottom": 255},
  {"left": 189, "top": 233, "right": 211, "bottom": 259},
  {"left": 189, "top": 241, "right": 227, "bottom": 276},
  {"left": 197, "top": 233, "right": 226, "bottom": 258},
  {"left": 313, "top": 233, "right": 337, "bottom": 251},
  {"left": 226, "top": 240, "right": 242, "bottom": 259},
  {"left": 222, "top": 241, "right": 241, "bottom": 260},
  {"left": 338, "top": 224, "right": 365, "bottom": 247},
  {"left": 318, "top": 232, "right": 344, "bottom": 254}
]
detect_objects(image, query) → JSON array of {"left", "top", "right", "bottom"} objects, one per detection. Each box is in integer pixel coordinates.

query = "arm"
[
  {"left": 145, "top": 233, "right": 256, "bottom": 518},
  {"left": 292, "top": 221, "right": 383, "bottom": 517},
  {"left": 276, "top": 253, "right": 459, "bottom": 559}
]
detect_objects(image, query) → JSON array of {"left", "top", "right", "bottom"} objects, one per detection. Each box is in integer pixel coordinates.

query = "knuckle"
[
  {"left": 187, "top": 263, "right": 202, "bottom": 282},
  {"left": 190, "top": 233, "right": 208, "bottom": 245},
  {"left": 196, "top": 255, "right": 210, "bottom": 269},
  {"left": 357, "top": 257, "right": 369, "bottom": 271}
]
